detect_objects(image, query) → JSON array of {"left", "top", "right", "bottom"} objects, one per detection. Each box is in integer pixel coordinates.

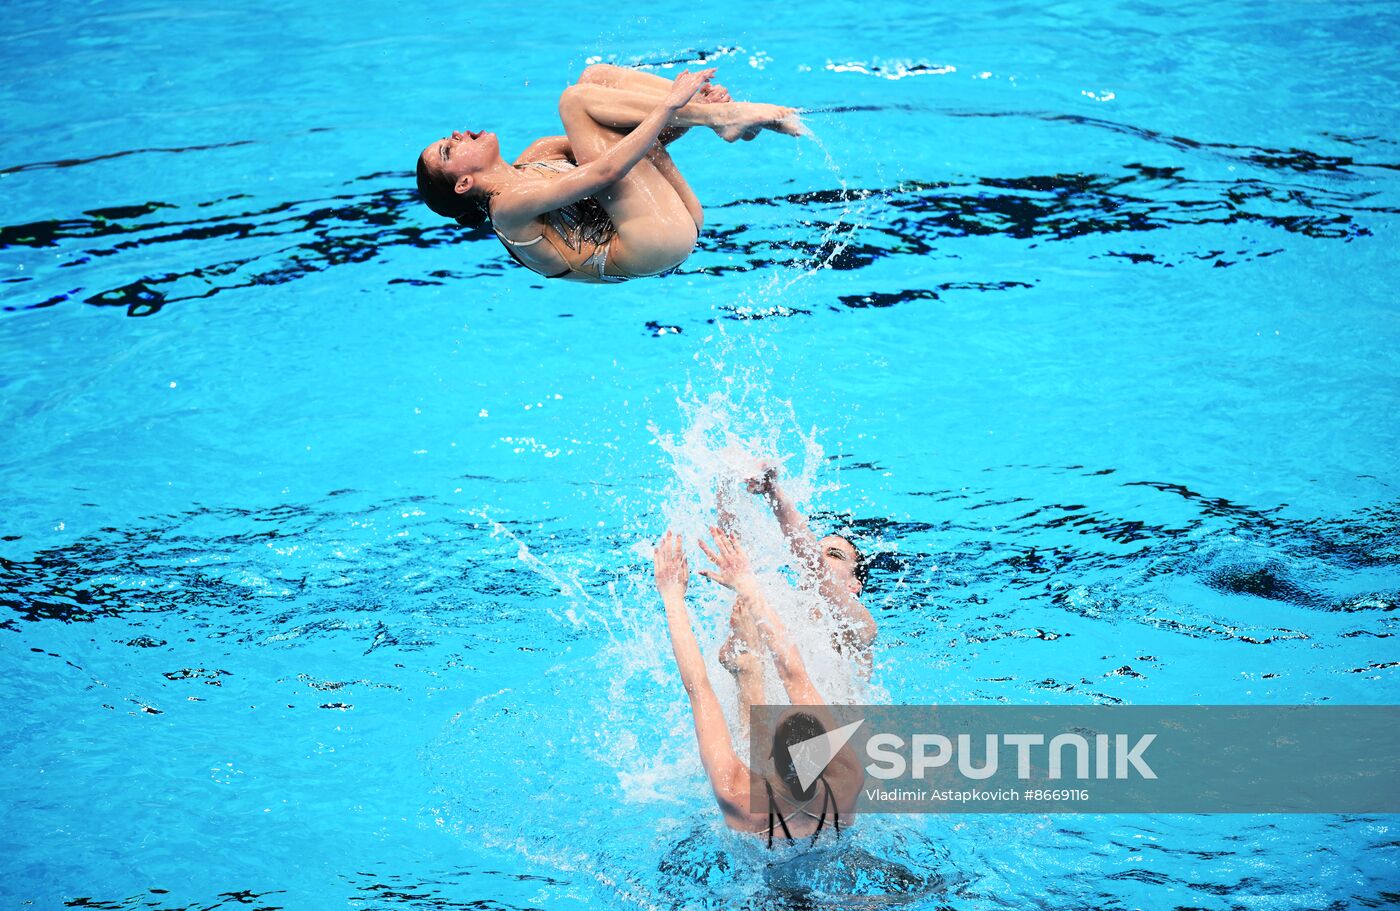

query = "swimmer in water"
[
  {"left": 654, "top": 529, "right": 861, "bottom": 847},
  {"left": 416, "top": 65, "right": 805, "bottom": 284},
  {"left": 716, "top": 464, "right": 878, "bottom": 724}
]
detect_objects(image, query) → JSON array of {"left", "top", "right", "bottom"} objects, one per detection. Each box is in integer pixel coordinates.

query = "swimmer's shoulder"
[
  {"left": 513, "top": 135, "right": 575, "bottom": 167},
  {"left": 488, "top": 171, "right": 552, "bottom": 235}
]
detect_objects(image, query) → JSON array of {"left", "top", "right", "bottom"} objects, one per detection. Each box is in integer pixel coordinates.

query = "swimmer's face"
[
  {"left": 421, "top": 129, "right": 500, "bottom": 194},
  {"left": 818, "top": 534, "right": 863, "bottom": 595}
]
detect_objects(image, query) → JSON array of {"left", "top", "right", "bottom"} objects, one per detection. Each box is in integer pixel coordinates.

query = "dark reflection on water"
[
  {"left": 0, "top": 139, "right": 259, "bottom": 176},
  {"left": 947, "top": 109, "right": 1400, "bottom": 175},
  {"left": 1, "top": 119, "right": 1393, "bottom": 316},
  {"left": 811, "top": 478, "right": 1399, "bottom": 599},
  {"left": 835, "top": 283, "right": 1034, "bottom": 310},
  {"left": 49, "top": 868, "right": 571, "bottom": 911},
  {"left": 343, "top": 865, "right": 568, "bottom": 910},
  {"left": 3, "top": 482, "right": 1394, "bottom": 905},
  {"left": 4, "top": 471, "right": 1394, "bottom": 686},
  {"left": 64, "top": 888, "right": 286, "bottom": 910},
  {"left": 712, "top": 162, "right": 1383, "bottom": 283},
  {"left": 0, "top": 488, "right": 577, "bottom": 634}
]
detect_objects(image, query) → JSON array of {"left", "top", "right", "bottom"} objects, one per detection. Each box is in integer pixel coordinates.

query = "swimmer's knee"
[
  {"left": 558, "top": 84, "right": 591, "bottom": 117},
  {"left": 578, "top": 64, "right": 617, "bottom": 86}
]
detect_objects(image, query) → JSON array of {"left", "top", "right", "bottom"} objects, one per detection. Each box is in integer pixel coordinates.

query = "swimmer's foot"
[
  {"left": 655, "top": 84, "right": 728, "bottom": 145},
  {"left": 660, "top": 84, "right": 731, "bottom": 144},
  {"left": 714, "top": 103, "right": 807, "bottom": 142},
  {"left": 770, "top": 109, "right": 809, "bottom": 137}
]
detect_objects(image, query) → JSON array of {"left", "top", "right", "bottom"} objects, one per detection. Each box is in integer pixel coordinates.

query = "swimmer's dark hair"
[
  {"left": 772, "top": 711, "right": 827, "bottom": 802},
  {"left": 832, "top": 534, "right": 870, "bottom": 589},
  {"left": 416, "top": 154, "right": 490, "bottom": 227}
]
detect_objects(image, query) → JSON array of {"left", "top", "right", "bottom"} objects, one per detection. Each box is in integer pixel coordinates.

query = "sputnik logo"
[{"left": 788, "top": 719, "right": 865, "bottom": 791}]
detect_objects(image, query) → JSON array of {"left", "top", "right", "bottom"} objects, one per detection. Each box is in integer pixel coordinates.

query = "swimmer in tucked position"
[
  {"left": 416, "top": 65, "right": 805, "bottom": 283},
  {"left": 716, "top": 464, "right": 877, "bottom": 727},
  {"left": 654, "top": 529, "right": 862, "bottom": 847}
]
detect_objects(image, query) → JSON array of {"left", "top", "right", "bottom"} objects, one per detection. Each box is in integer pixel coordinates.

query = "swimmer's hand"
[
  {"left": 653, "top": 531, "right": 689, "bottom": 600},
  {"left": 697, "top": 526, "right": 758, "bottom": 592},
  {"left": 663, "top": 68, "right": 717, "bottom": 111},
  {"left": 745, "top": 462, "right": 781, "bottom": 496}
]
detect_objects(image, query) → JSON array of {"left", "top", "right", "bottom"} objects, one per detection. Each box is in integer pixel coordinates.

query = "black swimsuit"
[{"left": 764, "top": 774, "right": 841, "bottom": 849}]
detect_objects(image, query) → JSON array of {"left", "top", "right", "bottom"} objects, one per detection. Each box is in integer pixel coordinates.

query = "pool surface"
[{"left": 2, "top": 1, "right": 1398, "bottom": 908}]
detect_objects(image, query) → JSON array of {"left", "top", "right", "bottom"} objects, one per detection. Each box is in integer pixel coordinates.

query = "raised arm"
[
  {"left": 493, "top": 69, "right": 714, "bottom": 226},
  {"left": 747, "top": 465, "right": 824, "bottom": 576},
  {"left": 698, "top": 528, "right": 825, "bottom": 708},
  {"left": 653, "top": 532, "right": 753, "bottom": 824},
  {"left": 698, "top": 529, "right": 865, "bottom": 804},
  {"left": 748, "top": 465, "right": 871, "bottom": 629}
]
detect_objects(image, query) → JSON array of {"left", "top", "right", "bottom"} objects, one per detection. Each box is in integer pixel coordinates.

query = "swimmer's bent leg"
[{"left": 557, "top": 85, "right": 699, "bottom": 276}]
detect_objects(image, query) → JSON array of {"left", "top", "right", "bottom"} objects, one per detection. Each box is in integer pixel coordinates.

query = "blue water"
[{"left": 3, "top": 1, "right": 1399, "bottom": 908}]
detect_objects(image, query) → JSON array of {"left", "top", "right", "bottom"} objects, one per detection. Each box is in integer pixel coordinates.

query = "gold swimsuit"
[{"left": 491, "top": 159, "right": 629, "bottom": 284}]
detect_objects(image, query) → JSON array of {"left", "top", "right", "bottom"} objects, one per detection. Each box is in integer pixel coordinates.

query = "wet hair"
[
  {"left": 831, "top": 534, "right": 870, "bottom": 589},
  {"left": 772, "top": 711, "right": 827, "bottom": 802},
  {"left": 415, "top": 154, "right": 490, "bottom": 227}
]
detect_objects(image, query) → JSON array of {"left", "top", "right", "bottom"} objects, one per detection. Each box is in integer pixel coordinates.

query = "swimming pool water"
[{"left": 2, "top": 1, "right": 1398, "bottom": 908}]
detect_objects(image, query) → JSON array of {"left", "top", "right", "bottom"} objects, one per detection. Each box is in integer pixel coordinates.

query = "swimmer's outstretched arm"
[
  {"left": 751, "top": 467, "right": 864, "bottom": 600},
  {"left": 653, "top": 531, "right": 754, "bottom": 826},
  {"left": 698, "top": 527, "right": 824, "bottom": 708},
  {"left": 492, "top": 69, "right": 715, "bottom": 227},
  {"left": 511, "top": 134, "right": 701, "bottom": 230},
  {"left": 747, "top": 466, "right": 876, "bottom": 650},
  {"left": 747, "top": 465, "right": 825, "bottom": 576},
  {"left": 700, "top": 529, "right": 864, "bottom": 790}
]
